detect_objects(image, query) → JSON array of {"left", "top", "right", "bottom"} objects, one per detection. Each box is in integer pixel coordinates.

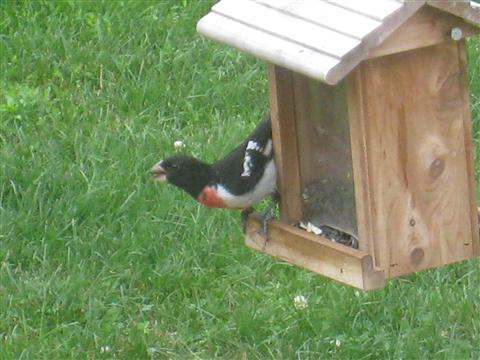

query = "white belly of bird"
[{"left": 216, "top": 160, "right": 276, "bottom": 209}]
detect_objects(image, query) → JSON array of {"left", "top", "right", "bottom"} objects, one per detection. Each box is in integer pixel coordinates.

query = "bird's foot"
[
  {"left": 241, "top": 207, "right": 255, "bottom": 234},
  {"left": 257, "top": 197, "right": 279, "bottom": 245},
  {"left": 241, "top": 206, "right": 276, "bottom": 249},
  {"left": 271, "top": 191, "right": 280, "bottom": 204},
  {"left": 258, "top": 212, "right": 275, "bottom": 245}
]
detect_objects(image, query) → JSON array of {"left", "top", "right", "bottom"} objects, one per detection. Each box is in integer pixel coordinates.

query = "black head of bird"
[{"left": 150, "top": 155, "right": 212, "bottom": 200}]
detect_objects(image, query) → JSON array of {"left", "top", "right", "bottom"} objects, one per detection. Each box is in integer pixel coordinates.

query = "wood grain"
[
  {"left": 354, "top": 41, "right": 476, "bottom": 277},
  {"left": 255, "top": 0, "right": 381, "bottom": 39},
  {"left": 456, "top": 40, "right": 480, "bottom": 256},
  {"left": 346, "top": 69, "right": 377, "bottom": 255},
  {"left": 245, "top": 214, "right": 385, "bottom": 290},
  {"left": 368, "top": 6, "right": 480, "bottom": 59},
  {"left": 267, "top": 64, "right": 302, "bottom": 224},
  {"left": 213, "top": 0, "right": 360, "bottom": 58},
  {"left": 197, "top": 11, "right": 339, "bottom": 83},
  {"left": 427, "top": 0, "right": 480, "bottom": 25},
  {"left": 327, "top": 0, "right": 403, "bottom": 21}
]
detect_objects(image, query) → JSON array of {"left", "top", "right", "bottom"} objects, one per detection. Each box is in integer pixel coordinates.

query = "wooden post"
[
  {"left": 267, "top": 64, "right": 302, "bottom": 224},
  {"left": 346, "top": 69, "right": 377, "bottom": 257}
]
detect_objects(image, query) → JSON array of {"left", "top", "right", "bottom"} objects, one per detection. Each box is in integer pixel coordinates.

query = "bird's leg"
[
  {"left": 241, "top": 193, "right": 279, "bottom": 244},
  {"left": 241, "top": 207, "right": 254, "bottom": 234},
  {"left": 258, "top": 212, "right": 275, "bottom": 246},
  {"left": 257, "top": 192, "right": 280, "bottom": 243},
  {"left": 271, "top": 191, "right": 280, "bottom": 205}
]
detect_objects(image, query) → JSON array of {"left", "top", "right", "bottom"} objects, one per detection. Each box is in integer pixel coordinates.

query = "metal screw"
[{"left": 451, "top": 27, "right": 463, "bottom": 41}]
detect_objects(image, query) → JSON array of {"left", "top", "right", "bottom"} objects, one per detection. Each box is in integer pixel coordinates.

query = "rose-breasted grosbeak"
[{"left": 150, "top": 115, "right": 277, "bottom": 225}]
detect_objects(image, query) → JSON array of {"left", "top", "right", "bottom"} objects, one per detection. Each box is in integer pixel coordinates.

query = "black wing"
[{"left": 212, "top": 114, "right": 273, "bottom": 195}]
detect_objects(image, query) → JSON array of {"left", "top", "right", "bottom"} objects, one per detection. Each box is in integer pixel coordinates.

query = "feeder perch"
[{"left": 197, "top": 0, "right": 480, "bottom": 290}]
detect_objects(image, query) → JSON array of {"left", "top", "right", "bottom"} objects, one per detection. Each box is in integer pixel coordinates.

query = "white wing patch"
[
  {"left": 241, "top": 153, "right": 253, "bottom": 177},
  {"left": 241, "top": 140, "right": 263, "bottom": 177},
  {"left": 246, "top": 140, "right": 262, "bottom": 152}
]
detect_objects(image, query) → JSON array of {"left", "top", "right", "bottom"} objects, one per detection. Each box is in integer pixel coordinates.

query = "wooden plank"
[
  {"left": 212, "top": 0, "right": 361, "bottom": 58},
  {"left": 368, "top": 6, "right": 480, "bottom": 59},
  {"left": 197, "top": 12, "right": 342, "bottom": 84},
  {"left": 358, "top": 42, "right": 476, "bottom": 277},
  {"left": 353, "top": 1, "right": 424, "bottom": 54},
  {"left": 327, "top": 0, "right": 403, "bottom": 21},
  {"left": 346, "top": 69, "right": 377, "bottom": 255},
  {"left": 267, "top": 64, "right": 302, "bottom": 224},
  {"left": 245, "top": 214, "right": 386, "bottom": 290},
  {"left": 427, "top": 0, "right": 480, "bottom": 25},
  {"left": 457, "top": 40, "right": 480, "bottom": 256},
  {"left": 255, "top": 0, "right": 381, "bottom": 39}
]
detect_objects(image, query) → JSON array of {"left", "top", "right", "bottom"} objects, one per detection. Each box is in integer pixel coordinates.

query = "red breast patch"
[{"left": 197, "top": 186, "right": 226, "bottom": 208}]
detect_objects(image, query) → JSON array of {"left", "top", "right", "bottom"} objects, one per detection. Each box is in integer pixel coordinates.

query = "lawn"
[{"left": 1, "top": 1, "right": 479, "bottom": 359}]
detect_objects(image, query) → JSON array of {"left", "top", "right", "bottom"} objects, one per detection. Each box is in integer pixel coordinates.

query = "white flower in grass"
[
  {"left": 147, "top": 347, "right": 159, "bottom": 357},
  {"left": 330, "top": 339, "right": 342, "bottom": 348},
  {"left": 100, "top": 345, "right": 111, "bottom": 353},
  {"left": 293, "top": 295, "right": 308, "bottom": 309},
  {"left": 174, "top": 140, "right": 185, "bottom": 150}
]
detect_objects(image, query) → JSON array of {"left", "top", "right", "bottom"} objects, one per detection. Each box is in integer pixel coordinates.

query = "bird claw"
[
  {"left": 240, "top": 207, "right": 275, "bottom": 249},
  {"left": 258, "top": 212, "right": 275, "bottom": 245},
  {"left": 241, "top": 207, "right": 255, "bottom": 234}
]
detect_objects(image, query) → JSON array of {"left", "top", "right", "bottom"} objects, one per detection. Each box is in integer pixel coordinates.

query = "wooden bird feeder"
[{"left": 197, "top": 0, "right": 480, "bottom": 289}]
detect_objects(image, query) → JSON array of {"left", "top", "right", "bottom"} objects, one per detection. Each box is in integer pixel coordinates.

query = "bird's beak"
[{"left": 150, "top": 163, "right": 167, "bottom": 182}]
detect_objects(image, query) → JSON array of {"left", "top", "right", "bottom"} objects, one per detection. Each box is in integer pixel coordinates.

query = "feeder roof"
[{"left": 197, "top": 0, "right": 480, "bottom": 85}]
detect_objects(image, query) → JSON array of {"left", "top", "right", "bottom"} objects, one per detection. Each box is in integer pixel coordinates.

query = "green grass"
[{"left": 1, "top": 1, "right": 479, "bottom": 359}]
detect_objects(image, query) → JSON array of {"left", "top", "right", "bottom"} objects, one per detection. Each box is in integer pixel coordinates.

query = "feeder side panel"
[
  {"left": 267, "top": 64, "right": 303, "bottom": 224},
  {"left": 457, "top": 40, "right": 480, "bottom": 256},
  {"left": 292, "top": 73, "right": 358, "bottom": 238},
  {"left": 346, "top": 70, "right": 378, "bottom": 255},
  {"left": 357, "top": 41, "right": 476, "bottom": 278}
]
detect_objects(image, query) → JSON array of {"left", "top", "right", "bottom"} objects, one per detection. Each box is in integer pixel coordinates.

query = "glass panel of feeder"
[{"left": 293, "top": 74, "right": 358, "bottom": 239}]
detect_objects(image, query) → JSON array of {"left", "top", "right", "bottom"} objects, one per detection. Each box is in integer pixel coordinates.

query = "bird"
[{"left": 150, "top": 114, "right": 278, "bottom": 233}]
